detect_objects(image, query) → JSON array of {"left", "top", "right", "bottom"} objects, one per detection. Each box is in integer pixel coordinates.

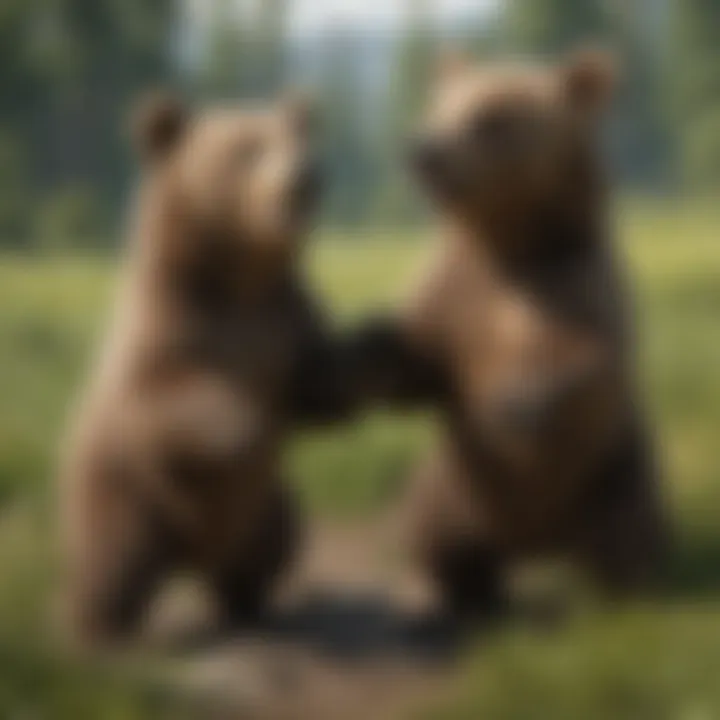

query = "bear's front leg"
[{"left": 345, "top": 316, "right": 450, "bottom": 410}]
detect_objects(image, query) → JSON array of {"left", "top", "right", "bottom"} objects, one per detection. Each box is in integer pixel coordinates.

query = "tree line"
[{"left": 0, "top": 0, "right": 717, "bottom": 248}]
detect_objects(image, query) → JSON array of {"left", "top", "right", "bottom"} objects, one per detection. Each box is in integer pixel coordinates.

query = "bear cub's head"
[
  {"left": 132, "top": 92, "right": 320, "bottom": 262},
  {"left": 411, "top": 48, "right": 616, "bottom": 229}
]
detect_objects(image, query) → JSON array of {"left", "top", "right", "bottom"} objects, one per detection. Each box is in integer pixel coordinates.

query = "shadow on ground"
[
  {"left": 268, "top": 591, "right": 465, "bottom": 662},
  {"left": 173, "top": 590, "right": 466, "bottom": 666}
]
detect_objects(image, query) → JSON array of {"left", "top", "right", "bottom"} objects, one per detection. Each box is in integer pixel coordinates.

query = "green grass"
[
  {"left": 1, "top": 203, "right": 720, "bottom": 717},
  {"left": 428, "top": 609, "right": 720, "bottom": 720}
]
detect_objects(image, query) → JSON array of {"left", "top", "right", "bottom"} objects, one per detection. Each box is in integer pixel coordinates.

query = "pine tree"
[
  {"left": 504, "top": 0, "right": 613, "bottom": 55},
  {"left": 317, "top": 27, "right": 371, "bottom": 226},
  {"left": 201, "top": 0, "right": 248, "bottom": 100},
  {"left": 249, "top": 0, "right": 289, "bottom": 98},
  {"left": 610, "top": 0, "right": 673, "bottom": 188},
  {"left": 670, "top": 0, "right": 720, "bottom": 189},
  {"left": 0, "top": 0, "right": 176, "bottom": 246},
  {"left": 378, "top": 0, "right": 437, "bottom": 224}
]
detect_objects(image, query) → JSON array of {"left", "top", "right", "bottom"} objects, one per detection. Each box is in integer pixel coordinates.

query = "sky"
[
  {"left": 185, "top": 0, "right": 499, "bottom": 37},
  {"left": 288, "top": 0, "right": 498, "bottom": 35}
]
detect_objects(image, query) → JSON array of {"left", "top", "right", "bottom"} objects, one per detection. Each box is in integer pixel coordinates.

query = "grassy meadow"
[{"left": 1, "top": 203, "right": 720, "bottom": 718}]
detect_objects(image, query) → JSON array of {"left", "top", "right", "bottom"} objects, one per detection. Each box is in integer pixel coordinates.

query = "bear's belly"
[{"left": 148, "top": 379, "right": 287, "bottom": 568}]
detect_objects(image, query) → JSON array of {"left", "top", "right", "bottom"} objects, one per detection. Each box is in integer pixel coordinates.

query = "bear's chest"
[
  {"left": 190, "top": 302, "right": 305, "bottom": 400},
  {"left": 442, "top": 265, "right": 619, "bottom": 479},
  {"left": 451, "top": 284, "right": 597, "bottom": 399}
]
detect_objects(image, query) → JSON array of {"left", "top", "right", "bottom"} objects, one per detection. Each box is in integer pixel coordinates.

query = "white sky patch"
[
  {"left": 289, "top": 0, "right": 498, "bottom": 35},
  {"left": 185, "top": 0, "right": 500, "bottom": 36}
]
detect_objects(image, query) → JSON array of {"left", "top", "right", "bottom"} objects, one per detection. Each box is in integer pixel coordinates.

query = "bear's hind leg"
[
  {"left": 411, "top": 449, "right": 508, "bottom": 622},
  {"left": 209, "top": 489, "right": 297, "bottom": 628},
  {"left": 425, "top": 539, "right": 507, "bottom": 621},
  {"left": 578, "top": 430, "right": 669, "bottom": 597},
  {"left": 64, "top": 506, "right": 171, "bottom": 646}
]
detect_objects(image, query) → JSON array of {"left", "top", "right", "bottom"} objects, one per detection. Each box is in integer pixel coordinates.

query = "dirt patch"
[{"left": 147, "top": 518, "right": 463, "bottom": 719}]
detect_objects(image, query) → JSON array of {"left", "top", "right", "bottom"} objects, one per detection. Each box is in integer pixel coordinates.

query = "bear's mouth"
[
  {"left": 409, "top": 140, "right": 469, "bottom": 205},
  {"left": 290, "top": 162, "right": 322, "bottom": 219}
]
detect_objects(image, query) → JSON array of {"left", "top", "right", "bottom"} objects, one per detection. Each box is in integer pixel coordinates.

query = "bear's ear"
[
  {"left": 130, "top": 90, "right": 188, "bottom": 162},
  {"left": 561, "top": 47, "right": 618, "bottom": 118},
  {"left": 281, "top": 88, "right": 317, "bottom": 139},
  {"left": 435, "top": 46, "right": 473, "bottom": 84}
]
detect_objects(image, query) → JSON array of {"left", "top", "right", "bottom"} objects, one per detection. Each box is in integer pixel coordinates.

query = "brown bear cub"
[
  {"left": 355, "top": 49, "right": 668, "bottom": 618},
  {"left": 60, "top": 92, "right": 343, "bottom": 644}
]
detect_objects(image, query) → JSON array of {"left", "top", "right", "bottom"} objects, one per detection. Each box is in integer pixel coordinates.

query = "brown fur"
[
  {"left": 60, "top": 94, "right": 339, "bottom": 643},
  {"left": 355, "top": 50, "right": 667, "bottom": 616}
]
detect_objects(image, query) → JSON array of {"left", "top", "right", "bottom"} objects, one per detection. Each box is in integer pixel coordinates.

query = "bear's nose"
[{"left": 409, "top": 137, "right": 447, "bottom": 178}]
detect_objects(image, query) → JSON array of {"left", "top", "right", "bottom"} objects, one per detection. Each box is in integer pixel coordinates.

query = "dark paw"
[{"left": 216, "top": 590, "right": 271, "bottom": 631}]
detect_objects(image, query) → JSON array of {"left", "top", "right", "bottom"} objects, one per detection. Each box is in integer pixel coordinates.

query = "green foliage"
[
  {"left": 378, "top": 0, "right": 437, "bottom": 225},
  {"left": 680, "top": 106, "right": 720, "bottom": 190},
  {"left": 248, "top": 0, "right": 289, "bottom": 97},
  {"left": 199, "top": 0, "right": 249, "bottom": 100},
  {"left": 0, "top": 129, "right": 33, "bottom": 246},
  {"left": 318, "top": 29, "right": 376, "bottom": 226},
  {"left": 0, "top": 0, "right": 715, "bottom": 241},
  {"left": 0, "top": 0, "right": 176, "bottom": 250},
  {"left": 427, "top": 611, "right": 720, "bottom": 720},
  {"left": 670, "top": 0, "right": 720, "bottom": 189},
  {"left": 504, "top": 0, "right": 614, "bottom": 54},
  {"left": 198, "top": 0, "right": 289, "bottom": 101},
  {"left": 36, "top": 185, "right": 107, "bottom": 251},
  {"left": 291, "top": 414, "right": 432, "bottom": 516}
]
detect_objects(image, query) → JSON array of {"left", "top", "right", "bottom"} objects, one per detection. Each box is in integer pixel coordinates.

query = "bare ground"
[{"left": 145, "top": 517, "right": 464, "bottom": 720}]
